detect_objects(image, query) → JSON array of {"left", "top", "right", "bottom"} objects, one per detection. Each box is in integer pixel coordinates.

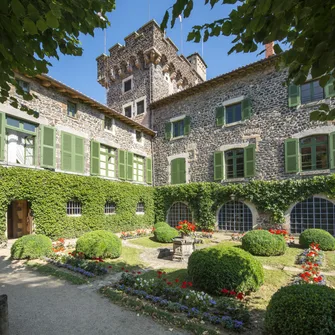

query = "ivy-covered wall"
[
  {"left": 154, "top": 176, "right": 335, "bottom": 229},
  {"left": 0, "top": 167, "right": 154, "bottom": 241}
]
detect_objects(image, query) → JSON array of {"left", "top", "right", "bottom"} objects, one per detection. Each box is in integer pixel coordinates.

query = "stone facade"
[
  {"left": 1, "top": 73, "right": 153, "bottom": 183},
  {"left": 97, "top": 20, "right": 206, "bottom": 128}
]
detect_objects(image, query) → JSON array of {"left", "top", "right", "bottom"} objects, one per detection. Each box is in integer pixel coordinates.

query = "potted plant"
[{"left": 176, "top": 220, "right": 196, "bottom": 239}]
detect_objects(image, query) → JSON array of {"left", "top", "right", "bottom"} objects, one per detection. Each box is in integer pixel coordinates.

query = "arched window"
[
  {"left": 290, "top": 196, "right": 335, "bottom": 235},
  {"left": 218, "top": 201, "right": 253, "bottom": 232},
  {"left": 67, "top": 199, "right": 82, "bottom": 216},
  {"left": 167, "top": 202, "right": 192, "bottom": 227}
]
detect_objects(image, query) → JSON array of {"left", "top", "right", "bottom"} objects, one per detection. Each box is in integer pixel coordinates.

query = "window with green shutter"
[
  {"left": 214, "top": 151, "right": 224, "bottom": 181},
  {"left": 172, "top": 119, "right": 185, "bottom": 137},
  {"left": 225, "top": 149, "right": 244, "bottom": 178},
  {"left": 325, "top": 78, "right": 335, "bottom": 98},
  {"left": 127, "top": 152, "right": 134, "bottom": 181},
  {"left": 41, "top": 126, "right": 56, "bottom": 169},
  {"left": 100, "top": 145, "right": 116, "bottom": 178},
  {"left": 244, "top": 144, "right": 256, "bottom": 177},
  {"left": 170, "top": 158, "right": 186, "bottom": 184},
  {"left": 61, "top": 132, "right": 85, "bottom": 173},
  {"left": 0, "top": 112, "right": 5, "bottom": 161},
  {"left": 330, "top": 132, "right": 335, "bottom": 169},
  {"left": 118, "top": 149, "right": 126, "bottom": 180},
  {"left": 242, "top": 98, "right": 252, "bottom": 121},
  {"left": 133, "top": 155, "right": 144, "bottom": 182},
  {"left": 146, "top": 157, "right": 152, "bottom": 184},
  {"left": 226, "top": 103, "right": 242, "bottom": 124},
  {"left": 184, "top": 116, "right": 191, "bottom": 135},
  {"left": 284, "top": 138, "right": 299, "bottom": 173},
  {"left": 165, "top": 122, "right": 172, "bottom": 140},
  {"left": 301, "top": 81, "right": 324, "bottom": 104},
  {"left": 215, "top": 106, "right": 225, "bottom": 126},
  {"left": 90, "top": 140, "right": 100, "bottom": 175},
  {"left": 300, "top": 135, "right": 328, "bottom": 171},
  {"left": 288, "top": 84, "right": 301, "bottom": 107}
]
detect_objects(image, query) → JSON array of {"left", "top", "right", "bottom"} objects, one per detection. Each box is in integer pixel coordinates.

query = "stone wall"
[
  {"left": 152, "top": 62, "right": 334, "bottom": 186},
  {"left": 2, "top": 74, "right": 152, "bottom": 182}
]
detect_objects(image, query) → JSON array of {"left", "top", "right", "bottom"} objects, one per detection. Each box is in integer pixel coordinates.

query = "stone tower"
[{"left": 96, "top": 20, "right": 207, "bottom": 128}]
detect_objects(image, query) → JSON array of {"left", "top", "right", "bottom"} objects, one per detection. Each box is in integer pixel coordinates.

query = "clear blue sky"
[{"left": 47, "top": 0, "right": 262, "bottom": 104}]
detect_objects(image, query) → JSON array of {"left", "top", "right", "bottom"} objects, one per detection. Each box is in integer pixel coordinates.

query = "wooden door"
[{"left": 12, "top": 200, "right": 28, "bottom": 238}]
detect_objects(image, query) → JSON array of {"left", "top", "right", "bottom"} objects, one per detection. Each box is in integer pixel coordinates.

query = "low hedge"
[
  {"left": 154, "top": 222, "right": 170, "bottom": 229},
  {"left": 154, "top": 227, "right": 179, "bottom": 243},
  {"left": 299, "top": 229, "right": 335, "bottom": 251},
  {"left": 242, "top": 230, "right": 287, "bottom": 256},
  {"left": 11, "top": 234, "right": 52, "bottom": 259},
  {"left": 188, "top": 245, "right": 264, "bottom": 294},
  {"left": 265, "top": 284, "right": 335, "bottom": 335},
  {"left": 76, "top": 230, "right": 122, "bottom": 259}
]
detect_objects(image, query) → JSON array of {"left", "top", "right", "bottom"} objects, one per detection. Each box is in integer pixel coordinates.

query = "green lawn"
[{"left": 128, "top": 236, "right": 173, "bottom": 249}]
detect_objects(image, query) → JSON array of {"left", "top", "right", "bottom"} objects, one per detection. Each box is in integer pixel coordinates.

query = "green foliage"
[
  {"left": 76, "top": 230, "right": 121, "bottom": 259},
  {"left": 0, "top": 167, "right": 154, "bottom": 240},
  {"left": 0, "top": 0, "right": 115, "bottom": 115},
  {"left": 242, "top": 230, "right": 287, "bottom": 256},
  {"left": 161, "top": 0, "right": 335, "bottom": 90},
  {"left": 188, "top": 245, "right": 264, "bottom": 294},
  {"left": 154, "top": 227, "right": 179, "bottom": 243},
  {"left": 265, "top": 285, "right": 335, "bottom": 335},
  {"left": 11, "top": 234, "right": 52, "bottom": 259},
  {"left": 299, "top": 229, "right": 335, "bottom": 251},
  {"left": 154, "top": 222, "right": 170, "bottom": 229},
  {"left": 155, "top": 176, "right": 335, "bottom": 229}
]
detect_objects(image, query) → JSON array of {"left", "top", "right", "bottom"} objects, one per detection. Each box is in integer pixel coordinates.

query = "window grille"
[
  {"left": 167, "top": 202, "right": 193, "bottom": 227},
  {"left": 67, "top": 200, "right": 82, "bottom": 215},
  {"left": 105, "top": 201, "right": 116, "bottom": 214},
  {"left": 218, "top": 201, "right": 253, "bottom": 232},
  {"left": 290, "top": 196, "right": 335, "bottom": 235},
  {"left": 136, "top": 202, "right": 145, "bottom": 214}
]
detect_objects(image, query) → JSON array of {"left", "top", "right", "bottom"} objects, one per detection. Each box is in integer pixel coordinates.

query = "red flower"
[
  {"left": 137, "top": 272, "right": 142, "bottom": 275},
  {"left": 125, "top": 270, "right": 129, "bottom": 273},
  {"left": 121, "top": 267, "right": 125, "bottom": 271},
  {"left": 188, "top": 282, "right": 193, "bottom": 287},
  {"left": 221, "top": 288, "right": 229, "bottom": 294},
  {"left": 167, "top": 282, "right": 172, "bottom": 286},
  {"left": 230, "top": 290, "right": 236, "bottom": 296},
  {"left": 181, "top": 281, "right": 188, "bottom": 289},
  {"left": 175, "top": 278, "right": 179, "bottom": 283},
  {"left": 236, "top": 293, "right": 244, "bottom": 300}
]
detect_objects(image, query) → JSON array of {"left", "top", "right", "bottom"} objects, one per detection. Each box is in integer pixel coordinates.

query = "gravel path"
[{"left": 0, "top": 249, "right": 187, "bottom": 335}]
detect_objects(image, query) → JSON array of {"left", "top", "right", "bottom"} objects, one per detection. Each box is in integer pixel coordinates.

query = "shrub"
[
  {"left": 299, "top": 229, "right": 335, "bottom": 251},
  {"left": 154, "top": 222, "right": 170, "bottom": 229},
  {"left": 76, "top": 230, "right": 121, "bottom": 259},
  {"left": 154, "top": 227, "right": 179, "bottom": 243},
  {"left": 265, "top": 285, "right": 335, "bottom": 335},
  {"left": 242, "top": 230, "right": 287, "bottom": 256},
  {"left": 11, "top": 234, "right": 52, "bottom": 259},
  {"left": 188, "top": 245, "right": 264, "bottom": 294}
]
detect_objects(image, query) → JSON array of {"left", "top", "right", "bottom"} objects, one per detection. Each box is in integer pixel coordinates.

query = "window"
[
  {"left": 61, "top": 132, "right": 85, "bottom": 173},
  {"left": 165, "top": 116, "right": 191, "bottom": 140},
  {"left": 173, "top": 119, "right": 184, "bottom": 138},
  {"left": 225, "top": 149, "right": 244, "bottom": 178},
  {"left": 300, "top": 135, "right": 328, "bottom": 171},
  {"left": 136, "top": 202, "right": 145, "bottom": 214},
  {"left": 124, "top": 105, "right": 132, "bottom": 118},
  {"left": 123, "top": 77, "right": 132, "bottom": 93},
  {"left": 225, "top": 103, "right": 242, "bottom": 124},
  {"left": 301, "top": 81, "right": 324, "bottom": 104},
  {"left": 170, "top": 157, "right": 186, "bottom": 184},
  {"left": 17, "top": 79, "right": 30, "bottom": 93},
  {"left": 6, "top": 116, "right": 36, "bottom": 133},
  {"left": 167, "top": 202, "right": 193, "bottom": 227},
  {"left": 67, "top": 101, "right": 77, "bottom": 118},
  {"left": 100, "top": 145, "right": 116, "bottom": 178},
  {"left": 290, "top": 196, "right": 335, "bottom": 235},
  {"left": 133, "top": 155, "right": 144, "bottom": 182},
  {"left": 104, "top": 116, "right": 114, "bottom": 131},
  {"left": 67, "top": 200, "right": 82, "bottom": 216},
  {"left": 135, "top": 130, "right": 142, "bottom": 143},
  {"left": 218, "top": 201, "right": 253, "bottom": 232},
  {"left": 136, "top": 99, "right": 145, "bottom": 115},
  {"left": 105, "top": 201, "right": 116, "bottom": 214}
]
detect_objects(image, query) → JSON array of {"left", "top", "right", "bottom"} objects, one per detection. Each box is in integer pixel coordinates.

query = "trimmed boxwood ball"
[
  {"left": 299, "top": 228, "right": 335, "bottom": 251},
  {"left": 76, "top": 230, "right": 121, "bottom": 259},
  {"left": 154, "top": 222, "right": 170, "bottom": 229},
  {"left": 188, "top": 245, "right": 264, "bottom": 294},
  {"left": 154, "top": 227, "right": 179, "bottom": 243},
  {"left": 242, "top": 230, "right": 287, "bottom": 256},
  {"left": 265, "top": 284, "right": 335, "bottom": 335},
  {"left": 11, "top": 234, "right": 52, "bottom": 259}
]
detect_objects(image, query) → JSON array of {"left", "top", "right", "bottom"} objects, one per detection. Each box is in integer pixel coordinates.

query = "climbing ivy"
[
  {"left": 0, "top": 167, "right": 154, "bottom": 242},
  {"left": 155, "top": 175, "right": 335, "bottom": 230}
]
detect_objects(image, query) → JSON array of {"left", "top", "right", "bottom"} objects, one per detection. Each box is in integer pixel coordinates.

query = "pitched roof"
[
  {"left": 34, "top": 74, "right": 156, "bottom": 136},
  {"left": 150, "top": 55, "right": 279, "bottom": 109}
]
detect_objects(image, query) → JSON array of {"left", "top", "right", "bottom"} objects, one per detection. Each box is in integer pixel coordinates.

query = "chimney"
[{"left": 265, "top": 42, "right": 274, "bottom": 58}]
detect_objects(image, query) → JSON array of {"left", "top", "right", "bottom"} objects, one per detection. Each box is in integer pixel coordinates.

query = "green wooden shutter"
[
  {"left": 288, "top": 84, "right": 301, "bottom": 107},
  {"left": 90, "top": 140, "right": 100, "bottom": 175},
  {"left": 329, "top": 132, "right": 335, "bottom": 169},
  {"left": 179, "top": 158, "right": 186, "bottom": 183},
  {"left": 146, "top": 157, "right": 152, "bottom": 184},
  {"left": 171, "top": 158, "right": 179, "bottom": 184},
  {"left": 242, "top": 98, "right": 252, "bottom": 120},
  {"left": 244, "top": 144, "right": 256, "bottom": 177},
  {"left": 325, "top": 78, "right": 335, "bottom": 98},
  {"left": 214, "top": 151, "right": 224, "bottom": 181},
  {"left": 0, "top": 112, "right": 5, "bottom": 161},
  {"left": 118, "top": 149, "right": 126, "bottom": 180},
  {"left": 165, "top": 122, "right": 172, "bottom": 140},
  {"left": 127, "top": 152, "right": 134, "bottom": 180},
  {"left": 41, "top": 126, "right": 56, "bottom": 169},
  {"left": 61, "top": 132, "right": 73, "bottom": 172},
  {"left": 74, "top": 136, "right": 84, "bottom": 173},
  {"left": 184, "top": 116, "right": 191, "bottom": 135},
  {"left": 215, "top": 106, "right": 225, "bottom": 126},
  {"left": 285, "top": 138, "right": 299, "bottom": 173}
]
